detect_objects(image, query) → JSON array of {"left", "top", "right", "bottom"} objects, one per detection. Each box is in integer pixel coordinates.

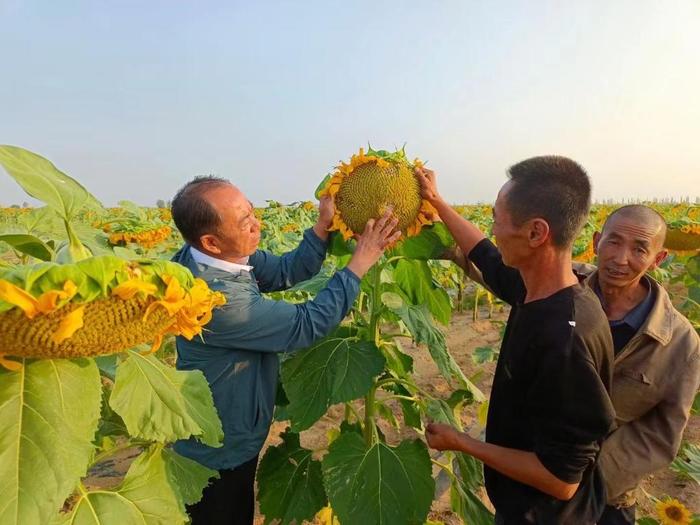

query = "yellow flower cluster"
[
  {"left": 281, "top": 223, "right": 300, "bottom": 233},
  {"left": 108, "top": 226, "right": 172, "bottom": 248}
]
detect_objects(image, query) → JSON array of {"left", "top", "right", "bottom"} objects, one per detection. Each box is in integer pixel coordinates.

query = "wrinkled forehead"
[{"left": 602, "top": 213, "right": 665, "bottom": 244}]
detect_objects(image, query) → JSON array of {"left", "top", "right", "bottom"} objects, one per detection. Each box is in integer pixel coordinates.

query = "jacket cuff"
[{"left": 303, "top": 228, "right": 329, "bottom": 257}]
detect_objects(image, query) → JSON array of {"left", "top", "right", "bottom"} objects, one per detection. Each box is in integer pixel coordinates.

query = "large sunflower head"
[
  {"left": 655, "top": 497, "right": 692, "bottom": 525},
  {"left": 318, "top": 147, "right": 437, "bottom": 241},
  {"left": 664, "top": 221, "right": 700, "bottom": 253},
  {"left": 0, "top": 256, "right": 225, "bottom": 370}
]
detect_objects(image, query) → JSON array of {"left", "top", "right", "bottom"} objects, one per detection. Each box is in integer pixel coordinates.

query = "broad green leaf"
[
  {"left": 0, "top": 233, "right": 54, "bottom": 261},
  {"left": 257, "top": 430, "right": 327, "bottom": 525},
  {"left": 390, "top": 222, "right": 455, "bottom": 260},
  {"left": 322, "top": 432, "right": 434, "bottom": 525},
  {"left": 449, "top": 476, "right": 494, "bottom": 525},
  {"left": 281, "top": 333, "right": 385, "bottom": 431},
  {"left": 17, "top": 206, "right": 58, "bottom": 235},
  {"left": 161, "top": 447, "right": 218, "bottom": 507},
  {"left": 388, "top": 297, "right": 485, "bottom": 402},
  {"left": 110, "top": 351, "right": 223, "bottom": 447},
  {"left": 0, "top": 358, "right": 101, "bottom": 525},
  {"left": 327, "top": 231, "right": 354, "bottom": 259},
  {"left": 393, "top": 259, "right": 452, "bottom": 324},
  {"left": 472, "top": 346, "right": 499, "bottom": 365},
  {"left": 75, "top": 256, "right": 126, "bottom": 295},
  {"left": 57, "top": 445, "right": 192, "bottom": 525},
  {"left": 0, "top": 146, "right": 103, "bottom": 221}
]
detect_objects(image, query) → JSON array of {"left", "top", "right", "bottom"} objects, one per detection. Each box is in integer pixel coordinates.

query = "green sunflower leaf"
[
  {"left": 109, "top": 351, "right": 223, "bottom": 447},
  {"left": 385, "top": 294, "right": 485, "bottom": 402},
  {"left": 322, "top": 432, "right": 434, "bottom": 525},
  {"left": 0, "top": 145, "right": 103, "bottom": 221},
  {"left": 281, "top": 331, "right": 385, "bottom": 431},
  {"left": 393, "top": 259, "right": 452, "bottom": 324},
  {"left": 0, "top": 233, "right": 54, "bottom": 261},
  {"left": 56, "top": 444, "right": 213, "bottom": 525},
  {"left": 0, "top": 358, "right": 101, "bottom": 525},
  {"left": 257, "top": 430, "right": 327, "bottom": 525}
]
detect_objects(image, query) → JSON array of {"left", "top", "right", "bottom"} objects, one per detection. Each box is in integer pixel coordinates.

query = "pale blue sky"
[{"left": 1, "top": 1, "right": 699, "bottom": 207}]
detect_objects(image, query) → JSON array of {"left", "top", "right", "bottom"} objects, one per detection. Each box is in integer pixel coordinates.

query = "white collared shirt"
[{"left": 189, "top": 246, "right": 254, "bottom": 275}]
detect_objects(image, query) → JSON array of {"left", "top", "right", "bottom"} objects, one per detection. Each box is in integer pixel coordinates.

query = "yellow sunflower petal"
[
  {"left": 145, "top": 333, "right": 163, "bottom": 354},
  {"left": 52, "top": 306, "right": 85, "bottom": 344},
  {"left": 0, "top": 355, "right": 23, "bottom": 372},
  {"left": 112, "top": 279, "right": 158, "bottom": 300},
  {"left": 0, "top": 280, "right": 40, "bottom": 319},
  {"left": 36, "top": 280, "right": 78, "bottom": 314}
]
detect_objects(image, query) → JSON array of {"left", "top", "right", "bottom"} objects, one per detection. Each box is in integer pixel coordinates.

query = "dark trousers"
[
  {"left": 186, "top": 455, "right": 259, "bottom": 525},
  {"left": 597, "top": 504, "right": 636, "bottom": 525}
]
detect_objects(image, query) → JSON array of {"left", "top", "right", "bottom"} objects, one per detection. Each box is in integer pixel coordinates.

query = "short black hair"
[
  {"left": 504, "top": 156, "right": 591, "bottom": 248},
  {"left": 171, "top": 175, "right": 232, "bottom": 247}
]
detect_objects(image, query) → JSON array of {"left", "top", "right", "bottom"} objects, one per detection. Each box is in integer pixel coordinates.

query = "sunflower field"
[{"left": 0, "top": 145, "right": 698, "bottom": 525}]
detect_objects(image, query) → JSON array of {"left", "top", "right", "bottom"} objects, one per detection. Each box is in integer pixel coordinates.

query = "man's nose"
[{"left": 612, "top": 247, "right": 629, "bottom": 265}]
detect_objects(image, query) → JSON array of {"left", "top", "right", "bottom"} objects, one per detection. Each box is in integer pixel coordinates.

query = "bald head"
[{"left": 602, "top": 205, "right": 667, "bottom": 250}]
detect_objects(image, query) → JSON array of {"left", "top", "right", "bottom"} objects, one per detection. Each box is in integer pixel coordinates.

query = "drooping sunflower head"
[
  {"left": 318, "top": 147, "right": 436, "bottom": 241},
  {"left": 655, "top": 497, "right": 692, "bottom": 525},
  {"left": 0, "top": 256, "right": 225, "bottom": 369},
  {"left": 664, "top": 221, "right": 700, "bottom": 254}
]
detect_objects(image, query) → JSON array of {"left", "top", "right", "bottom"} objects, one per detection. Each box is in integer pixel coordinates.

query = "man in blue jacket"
[{"left": 170, "top": 175, "right": 400, "bottom": 525}]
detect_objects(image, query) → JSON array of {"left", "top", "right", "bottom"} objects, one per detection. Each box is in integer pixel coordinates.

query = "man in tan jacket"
[
  {"left": 452, "top": 204, "right": 699, "bottom": 524},
  {"left": 582, "top": 205, "right": 699, "bottom": 524}
]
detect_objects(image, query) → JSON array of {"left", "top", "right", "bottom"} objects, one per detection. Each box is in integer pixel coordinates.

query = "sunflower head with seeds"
[
  {"left": 318, "top": 147, "right": 437, "bottom": 241},
  {"left": 655, "top": 497, "right": 693, "bottom": 525},
  {"left": 0, "top": 256, "right": 225, "bottom": 370}
]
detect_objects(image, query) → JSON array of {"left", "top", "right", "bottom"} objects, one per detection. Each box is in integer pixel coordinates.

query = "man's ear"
[
  {"left": 528, "top": 218, "right": 550, "bottom": 247},
  {"left": 199, "top": 234, "right": 221, "bottom": 254},
  {"left": 592, "top": 231, "right": 601, "bottom": 255},
  {"left": 651, "top": 249, "right": 668, "bottom": 270}
]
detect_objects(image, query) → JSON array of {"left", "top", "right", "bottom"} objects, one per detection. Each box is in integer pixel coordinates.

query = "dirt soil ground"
[{"left": 86, "top": 307, "right": 699, "bottom": 524}]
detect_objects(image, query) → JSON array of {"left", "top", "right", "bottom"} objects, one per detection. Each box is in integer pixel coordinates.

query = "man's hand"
[
  {"left": 415, "top": 166, "right": 442, "bottom": 205},
  {"left": 425, "top": 422, "right": 465, "bottom": 451},
  {"left": 346, "top": 208, "right": 401, "bottom": 278},
  {"left": 313, "top": 195, "right": 335, "bottom": 241}
]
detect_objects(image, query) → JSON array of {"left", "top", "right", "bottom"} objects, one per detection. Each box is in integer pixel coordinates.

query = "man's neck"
[
  {"left": 195, "top": 246, "right": 249, "bottom": 265},
  {"left": 597, "top": 277, "right": 647, "bottom": 320},
  {"left": 519, "top": 249, "right": 579, "bottom": 303}
]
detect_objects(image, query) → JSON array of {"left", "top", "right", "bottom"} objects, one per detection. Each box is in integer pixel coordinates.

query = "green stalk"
[
  {"left": 57, "top": 219, "right": 91, "bottom": 262},
  {"left": 364, "top": 384, "right": 377, "bottom": 447},
  {"left": 363, "top": 264, "right": 384, "bottom": 446}
]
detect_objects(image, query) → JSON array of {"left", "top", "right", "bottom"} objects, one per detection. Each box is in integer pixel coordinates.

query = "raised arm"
[
  {"left": 251, "top": 195, "right": 337, "bottom": 292},
  {"left": 415, "top": 166, "right": 486, "bottom": 256}
]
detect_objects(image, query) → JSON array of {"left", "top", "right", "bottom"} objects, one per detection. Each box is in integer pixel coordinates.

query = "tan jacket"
[
  {"left": 460, "top": 256, "right": 700, "bottom": 507},
  {"left": 579, "top": 268, "right": 700, "bottom": 507}
]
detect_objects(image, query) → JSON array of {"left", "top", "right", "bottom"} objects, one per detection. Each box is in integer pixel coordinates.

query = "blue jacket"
[{"left": 172, "top": 229, "right": 360, "bottom": 470}]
